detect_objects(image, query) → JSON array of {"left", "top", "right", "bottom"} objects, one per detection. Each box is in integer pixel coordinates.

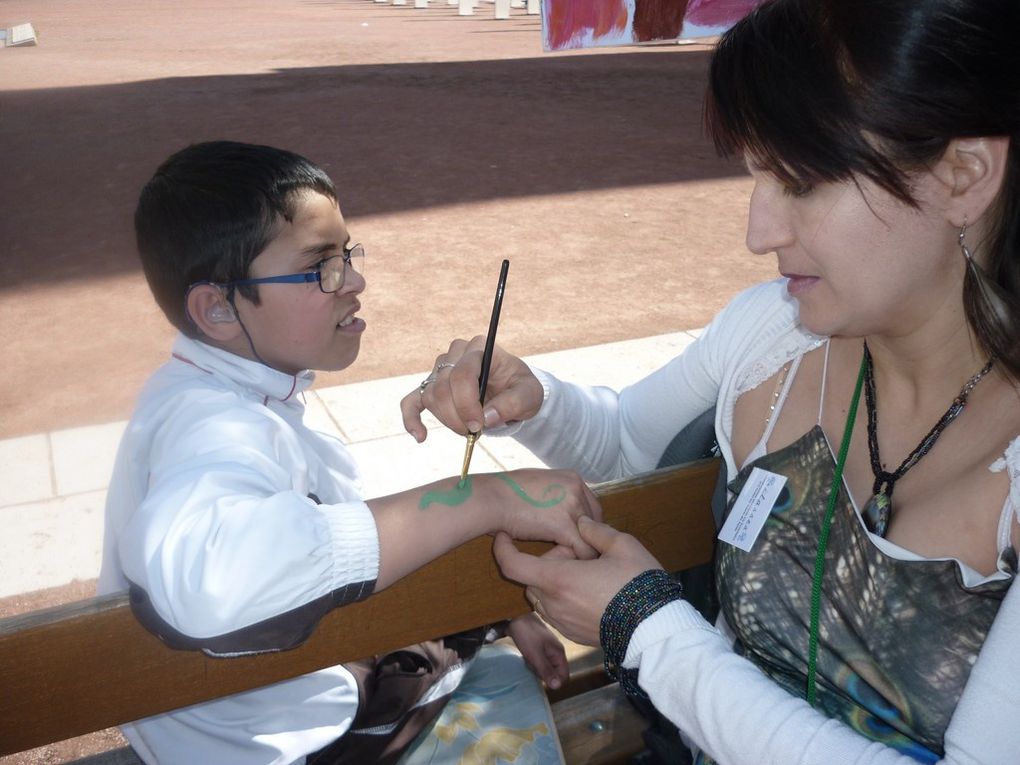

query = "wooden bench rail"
[{"left": 0, "top": 459, "right": 719, "bottom": 756}]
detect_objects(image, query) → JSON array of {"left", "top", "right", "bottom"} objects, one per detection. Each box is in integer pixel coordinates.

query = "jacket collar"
[{"left": 170, "top": 334, "right": 315, "bottom": 404}]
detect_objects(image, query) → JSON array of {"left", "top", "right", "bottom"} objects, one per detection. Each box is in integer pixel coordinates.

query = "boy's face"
[{"left": 233, "top": 191, "right": 366, "bottom": 374}]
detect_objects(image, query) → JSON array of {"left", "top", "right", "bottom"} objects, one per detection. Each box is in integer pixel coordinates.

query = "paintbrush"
[{"left": 460, "top": 259, "right": 510, "bottom": 486}]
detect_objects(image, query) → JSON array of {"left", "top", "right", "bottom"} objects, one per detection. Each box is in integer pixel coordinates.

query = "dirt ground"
[{"left": 0, "top": 0, "right": 773, "bottom": 761}]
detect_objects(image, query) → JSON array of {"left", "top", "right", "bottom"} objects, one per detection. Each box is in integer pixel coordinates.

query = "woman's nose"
[{"left": 745, "top": 181, "right": 795, "bottom": 256}]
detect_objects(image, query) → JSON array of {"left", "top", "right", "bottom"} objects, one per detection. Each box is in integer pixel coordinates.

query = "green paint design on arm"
[
  {"left": 419, "top": 477, "right": 474, "bottom": 509},
  {"left": 417, "top": 473, "right": 566, "bottom": 510},
  {"left": 493, "top": 473, "right": 566, "bottom": 508}
]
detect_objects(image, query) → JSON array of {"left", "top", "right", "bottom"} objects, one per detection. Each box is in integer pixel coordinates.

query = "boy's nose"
[{"left": 339, "top": 267, "right": 366, "bottom": 295}]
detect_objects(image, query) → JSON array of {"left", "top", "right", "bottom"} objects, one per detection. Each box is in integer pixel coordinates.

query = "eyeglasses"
[{"left": 225, "top": 243, "right": 365, "bottom": 294}]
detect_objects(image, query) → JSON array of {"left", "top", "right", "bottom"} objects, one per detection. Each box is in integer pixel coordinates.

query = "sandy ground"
[{"left": 0, "top": 0, "right": 773, "bottom": 760}]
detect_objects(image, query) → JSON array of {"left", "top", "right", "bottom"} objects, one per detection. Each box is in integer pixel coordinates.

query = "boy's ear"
[
  {"left": 931, "top": 136, "right": 1010, "bottom": 228},
  {"left": 186, "top": 283, "right": 242, "bottom": 342}
]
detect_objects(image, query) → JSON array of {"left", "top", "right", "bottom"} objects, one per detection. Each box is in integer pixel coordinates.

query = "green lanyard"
[{"left": 806, "top": 349, "right": 868, "bottom": 706}]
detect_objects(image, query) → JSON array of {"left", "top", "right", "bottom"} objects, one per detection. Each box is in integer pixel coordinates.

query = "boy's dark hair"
[
  {"left": 135, "top": 141, "right": 338, "bottom": 337},
  {"left": 705, "top": 0, "right": 1020, "bottom": 382}
]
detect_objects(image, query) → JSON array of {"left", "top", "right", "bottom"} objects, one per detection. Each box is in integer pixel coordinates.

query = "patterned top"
[
  {"left": 713, "top": 426, "right": 1016, "bottom": 762},
  {"left": 517, "top": 280, "right": 1020, "bottom": 762}
]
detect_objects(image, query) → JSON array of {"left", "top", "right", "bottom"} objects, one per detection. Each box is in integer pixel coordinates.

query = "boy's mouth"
[{"left": 337, "top": 303, "right": 362, "bottom": 329}]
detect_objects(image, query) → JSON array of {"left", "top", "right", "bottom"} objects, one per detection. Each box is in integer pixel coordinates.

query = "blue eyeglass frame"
[{"left": 223, "top": 243, "right": 364, "bottom": 293}]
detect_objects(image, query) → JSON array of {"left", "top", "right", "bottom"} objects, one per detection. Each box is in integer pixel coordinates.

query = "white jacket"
[{"left": 98, "top": 335, "right": 380, "bottom": 765}]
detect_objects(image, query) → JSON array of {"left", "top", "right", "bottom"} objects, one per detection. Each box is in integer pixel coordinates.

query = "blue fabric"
[{"left": 399, "top": 644, "right": 564, "bottom": 765}]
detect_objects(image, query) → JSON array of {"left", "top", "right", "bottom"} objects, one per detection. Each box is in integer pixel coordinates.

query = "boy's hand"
[
  {"left": 374, "top": 469, "right": 600, "bottom": 592},
  {"left": 507, "top": 613, "right": 569, "bottom": 690},
  {"left": 478, "top": 469, "right": 603, "bottom": 560},
  {"left": 400, "top": 337, "right": 544, "bottom": 443}
]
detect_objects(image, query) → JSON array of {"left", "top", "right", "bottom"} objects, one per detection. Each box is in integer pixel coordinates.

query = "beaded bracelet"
[{"left": 599, "top": 569, "right": 683, "bottom": 698}]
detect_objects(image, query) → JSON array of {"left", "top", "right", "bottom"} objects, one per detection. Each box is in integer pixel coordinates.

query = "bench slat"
[{"left": 0, "top": 459, "right": 719, "bottom": 755}]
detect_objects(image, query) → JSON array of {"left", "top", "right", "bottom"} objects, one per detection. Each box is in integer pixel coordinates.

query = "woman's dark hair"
[
  {"left": 705, "top": 0, "right": 1020, "bottom": 381},
  {"left": 135, "top": 141, "right": 338, "bottom": 337}
]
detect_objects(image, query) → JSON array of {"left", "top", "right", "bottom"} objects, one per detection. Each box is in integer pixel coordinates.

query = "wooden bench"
[{"left": 0, "top": 459, "right": 720, "bottom": 764}]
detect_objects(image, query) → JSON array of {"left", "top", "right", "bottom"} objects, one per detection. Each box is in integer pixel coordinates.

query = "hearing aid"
[{"left": 207, "top": 302, "right": 236, "bottom": 323}]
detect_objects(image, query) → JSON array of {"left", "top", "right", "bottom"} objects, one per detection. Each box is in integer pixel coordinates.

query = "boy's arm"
[
  {"left": 369, "top": 468, "right": 600, "bottom": 591},
  {"left": 506, "top": 613, "right": 569, "bottom": 690},
  {"left": 119, "top": 407, "right": 598, "bottom": 655},
  {"left": 121, "top": 446, "right": 380, "bottom": 654}
]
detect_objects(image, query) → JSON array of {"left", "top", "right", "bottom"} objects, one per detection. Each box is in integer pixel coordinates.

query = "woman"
[{"left": 402, "top": 0, "right": 1020, "bottom": 762}]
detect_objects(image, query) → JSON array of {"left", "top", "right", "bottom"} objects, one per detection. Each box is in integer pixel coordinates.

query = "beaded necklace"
[{"left": 860, "top": 342, "right": 994, "bottom": 537}]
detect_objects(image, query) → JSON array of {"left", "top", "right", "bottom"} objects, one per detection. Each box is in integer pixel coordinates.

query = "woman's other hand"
[
  {"left": 506, "top": 612, "right": 569, "bottom": 690},
  {"left": 401, "top": 336, "right": 544, "bottom": 443},
  {"left": 494, "top": 517, "right": 664, "bottom": 646}
]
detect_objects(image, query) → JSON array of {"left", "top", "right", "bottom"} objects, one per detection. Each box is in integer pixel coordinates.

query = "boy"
[{"left": 98, "top": 141, "right": 600, "bottom": 765}]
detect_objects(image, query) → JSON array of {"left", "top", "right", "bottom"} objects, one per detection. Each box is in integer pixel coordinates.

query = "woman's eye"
[{"left": 784, "top": 182, "right": 814, "bottom": 198}]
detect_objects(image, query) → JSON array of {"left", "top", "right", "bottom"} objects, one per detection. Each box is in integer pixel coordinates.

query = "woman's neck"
[{"left": 854, "top": 318, "right": 990, "bottom": 411}]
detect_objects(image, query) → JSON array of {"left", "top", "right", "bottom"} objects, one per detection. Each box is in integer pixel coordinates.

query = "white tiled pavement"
[{"left": 0, "top": 331, "right": 698, "bottom": 599}]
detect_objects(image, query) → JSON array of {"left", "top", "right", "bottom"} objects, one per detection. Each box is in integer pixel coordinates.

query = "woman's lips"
[{"left": 783, "top": 274, "right": 819, "bottom": 296}]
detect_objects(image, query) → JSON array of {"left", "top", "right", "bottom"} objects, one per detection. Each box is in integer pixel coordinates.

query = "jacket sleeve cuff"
[{"left": 320, "top": 500, "right": 380, "bottom": 595}]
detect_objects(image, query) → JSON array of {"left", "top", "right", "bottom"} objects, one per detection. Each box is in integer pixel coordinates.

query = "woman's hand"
[
  {"left": 506, "top": 613, "right": 569, "bottom": 690},
  {"left": 471, "top": 469, "right": 603, "bottom": 560},
  {"left": 400, "top": 337, "right": 544, "bottom": 443},
  {"left": 494, "top": 516, "right": 664, "bottom": 646}
]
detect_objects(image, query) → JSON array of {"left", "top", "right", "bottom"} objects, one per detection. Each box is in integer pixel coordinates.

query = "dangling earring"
[
  {"left": 958, "top": 217, "right": 1011, "bottom": 326},
  {"left": 958, "top": 218, "right": 975, "bottom": 263}
]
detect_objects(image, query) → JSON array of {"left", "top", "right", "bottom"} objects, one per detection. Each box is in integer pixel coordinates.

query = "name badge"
[{"left": 718, "top": 467, "right": 787, "bottom": 552}]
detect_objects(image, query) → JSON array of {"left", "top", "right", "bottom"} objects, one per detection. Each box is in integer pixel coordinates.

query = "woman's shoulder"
[
  {"left": 706, "top": 279, "right": 824, "bottom": 392},
  {"left": 728, "top": 277, "right": 796, "bottom": 309},
  {"left": 709, "top": 279, "right": 801, "bottom": 342}
]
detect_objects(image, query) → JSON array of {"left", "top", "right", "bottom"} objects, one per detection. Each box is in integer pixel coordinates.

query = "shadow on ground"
[{"left": 1, "top": 50, "right": 736, "bottom": 290}]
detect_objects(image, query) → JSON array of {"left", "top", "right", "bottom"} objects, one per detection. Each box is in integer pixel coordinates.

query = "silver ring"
[
  {"left": 418, "top": 374, "right": 437, "bottom": 396},
  {"left": 435, "top": 362, "right": 456, "bottom": 373}
]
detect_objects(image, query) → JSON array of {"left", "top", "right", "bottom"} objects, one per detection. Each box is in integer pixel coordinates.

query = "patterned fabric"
[
  {"left": 399, "top": 644, "right": 565, "bottom": 765},
  {"left": 705, "top": 425, "right": 1015, "bottom": 764}
]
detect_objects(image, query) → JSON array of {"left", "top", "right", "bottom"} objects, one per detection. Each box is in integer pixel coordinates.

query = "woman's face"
[{"left": 743, "top": 159, "right": 964, "bottom": 339}]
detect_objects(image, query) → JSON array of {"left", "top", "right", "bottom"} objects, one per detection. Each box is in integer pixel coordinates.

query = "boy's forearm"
[
  {"left": 367, "top": 468, "right": 593, "bottom": 591},
  {"left": 367, "top": 474, "right": 503, "bottom": 591}
]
